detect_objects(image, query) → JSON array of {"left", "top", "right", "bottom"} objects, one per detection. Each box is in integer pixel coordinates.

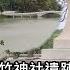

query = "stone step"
[{"left": 41, "top": 49, "right": 70, "bottom": 60}]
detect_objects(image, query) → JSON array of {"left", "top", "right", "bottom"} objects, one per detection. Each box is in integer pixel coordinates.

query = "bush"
[
  {"left": 12, "top": 52, "right": 21, "bottom": 59},
  {"left": 42, "top": 13, "right": 60, "bottom": 18},
  {"left": 0, "top": 0, "right": 61, "bottom": 12}
]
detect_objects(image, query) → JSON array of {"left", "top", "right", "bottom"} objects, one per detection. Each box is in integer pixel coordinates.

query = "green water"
[{"left": 0, "top": 17, "right": 59, "bottom": 52}]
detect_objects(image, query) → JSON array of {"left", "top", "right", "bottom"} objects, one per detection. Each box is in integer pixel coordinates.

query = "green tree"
[{"left": 0, "top": 0, "right": 61, "bottom": 12}]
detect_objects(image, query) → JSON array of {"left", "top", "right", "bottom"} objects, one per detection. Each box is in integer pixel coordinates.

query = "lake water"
[{"left": 0, "top": 17, "right": 59, "bottom": 52}]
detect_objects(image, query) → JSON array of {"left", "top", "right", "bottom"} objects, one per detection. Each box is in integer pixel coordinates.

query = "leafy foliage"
[{"left": 0, "top": 0, "right": 61, "bottom": 12}]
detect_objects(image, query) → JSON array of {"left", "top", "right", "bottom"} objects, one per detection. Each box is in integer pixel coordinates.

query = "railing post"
[
  {"left": 13, "top": 12, "right": 15, "bottom": 19},
  {"left": 21, "top": 14, "right": 23, "bottom": 19}
]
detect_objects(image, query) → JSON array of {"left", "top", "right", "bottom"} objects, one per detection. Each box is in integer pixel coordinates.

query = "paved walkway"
[
  {"left": 54, "top": 0, "right": 70, "bottom": 48},
  {"left": 41, "top": 0, "right": 70, "bottom": 60}
]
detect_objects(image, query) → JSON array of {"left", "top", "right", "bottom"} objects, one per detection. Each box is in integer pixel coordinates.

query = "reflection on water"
[{"left": 0, "top": 17, "right": 59, "bottom": 52}]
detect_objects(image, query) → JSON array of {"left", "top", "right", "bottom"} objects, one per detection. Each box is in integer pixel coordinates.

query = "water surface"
[{"left": 0, "top": 17, "right": 59, "bottom": 52}]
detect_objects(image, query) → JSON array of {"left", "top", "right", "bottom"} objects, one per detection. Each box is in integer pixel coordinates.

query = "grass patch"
[{"left": 40, "top": 29, "right": 63, "bottom": 49}]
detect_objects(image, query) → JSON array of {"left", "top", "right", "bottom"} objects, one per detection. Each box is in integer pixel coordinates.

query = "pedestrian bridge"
[
  {"left": 33, "top": 11, "right": 62, "bottom": 17},
  {"left": 2, "top": 11, "right": 62, "bottom": 17}
]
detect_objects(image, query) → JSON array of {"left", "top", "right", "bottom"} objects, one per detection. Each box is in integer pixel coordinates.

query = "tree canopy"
[{"left": 0, "top": 0, "right": 61, "bottom": 12}]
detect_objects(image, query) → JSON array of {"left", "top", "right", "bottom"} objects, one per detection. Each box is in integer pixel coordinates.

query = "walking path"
[
  {"left": 54, "top": 0, "right": 70, "bottom": 48},
  {"left": 41, "top": 0, "right": 70, "bottom": 60}
]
